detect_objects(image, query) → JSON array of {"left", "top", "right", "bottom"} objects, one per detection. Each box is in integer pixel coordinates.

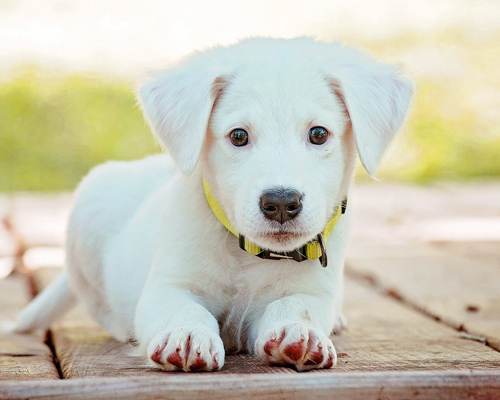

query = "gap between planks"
[
  {"left": 33, "top": 266, "right": 500, "bottom": 381},
  {"left": 0, "top": 272, "right": 60, "bottom": 381},
  {"left": 25, "top": 271, "right": 64, "bottom": 379},
  {"left": 5, "top": 209, "right": 65, "bottom": 380},
  {"left": 345, "top": 264, "right": 500, "bottom": 355},
  {"left": 2, "top": 370, "right": 500, "bottom": 400}
]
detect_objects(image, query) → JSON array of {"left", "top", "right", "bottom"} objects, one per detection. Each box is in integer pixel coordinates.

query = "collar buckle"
[
  {"left": 257, "top": 247, "right": 308, "bottom": 262},
  {"left": 317, "top": 233, "right": 328, "bottom": 268}
]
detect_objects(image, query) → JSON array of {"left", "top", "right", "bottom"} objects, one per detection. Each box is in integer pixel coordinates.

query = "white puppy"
[{"left": 16, "top": 38, "right": 412, "bottom": 372}]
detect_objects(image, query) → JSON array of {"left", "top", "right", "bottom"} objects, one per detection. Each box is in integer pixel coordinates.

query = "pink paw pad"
[
  {"left": 283, "top": 340, "right": 305, "bottom": 361},
  {"left": 257, "top": 325, "right": 336, "bottom": 371},
  {"left": 325, "top": 351, "right": 335, "bottom": 368},
  {"left": 189, "top": 356, "right": 207, "bottom": 371},
  {"left": 151, "top": 344, "right": 167, "bottom": 365},
  {"left": 166, "top": 349, "right": 184, "bottom": 369},
  {"left": 264, "top": 339, "right": 279, "bottom": 356},
  {"left": 305, "top": 349, "right": 324, "bottom": 366}
]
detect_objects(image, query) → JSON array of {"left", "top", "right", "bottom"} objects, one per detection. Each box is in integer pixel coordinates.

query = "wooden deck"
[{"left": 1, "top": 182, "right": 500, "bottom": 399}]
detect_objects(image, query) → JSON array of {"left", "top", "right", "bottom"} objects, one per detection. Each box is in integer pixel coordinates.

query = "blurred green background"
[
  {"left": 0, "top": 72, "right": 158, "bottom": 191},
  {"left": 1, "top": 1, "right": 499, "bottom": 191}
]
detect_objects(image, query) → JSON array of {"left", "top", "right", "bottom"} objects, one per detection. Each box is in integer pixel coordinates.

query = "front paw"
[
  {"left": 147, "top": 327, "right": 224, "bottom": 372},
  {"left": 255, "top": 323, "right": 336, "bottom": 371}
]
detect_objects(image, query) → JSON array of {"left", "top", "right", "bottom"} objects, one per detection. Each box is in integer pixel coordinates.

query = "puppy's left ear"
[
  {"left": 137, "top": 54, "right": 227, "bottom": 174},
  {"left": 330, "top": 48, "right": 413, "bottom": 176}
]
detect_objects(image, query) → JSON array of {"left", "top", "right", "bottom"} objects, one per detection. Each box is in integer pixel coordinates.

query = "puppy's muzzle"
[{"left": 259, "top": 188, "right": 302, "bottom": 224}]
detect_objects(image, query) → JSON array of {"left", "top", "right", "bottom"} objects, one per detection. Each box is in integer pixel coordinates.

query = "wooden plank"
[
  {"left": 0, "top": 272, "right": 60, "bottom": 381},
  {"left": 347, "top": 243, "right": 500, "bottom": 351},
  {"left": 437, "top": 182, "right": 500, "bottom": 216},
  {"left": 349, "top": 183, "right": 453, "bottom": 223},
  {"left": 0, "top": 196, "right": 17, "bottom": 279},
  {"left": 10, "top": 194, "right": 72, "bottom": 248},
  {"left": 348, "top": 182, "right": 500, "bottom": 246},
  {"left": 34, "top": 266, "right": 500, "bottom": 381},
  {"left": 350, "top": 182, "right": 500, "bottom": 222},
  {"left": 1, "top": 371, "right": 500, "bottom": 400},
  {"left": 347, "top": 181, "right": 500, "bottom": 352},
  {"left": 332, "top": 276, "right": 500, "bottom": 372},
  {"left": 33, "top": 268, "right": 295, "bottom": 378},
  {"left": 22, "top": 246, "right": 65, "bottom": 271},
  {"left": 0, "top": 223, "right": 16, "bottom": 259},
  {"left": 429, "top": 241, "right": 500, "bottom": 352},
  {"left": 430, "top": 241, "right": 500, "bottom": 264}
]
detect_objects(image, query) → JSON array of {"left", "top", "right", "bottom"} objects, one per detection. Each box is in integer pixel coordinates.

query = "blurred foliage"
[
  {"left": 359, "top": 29, "right": 500, "bottom": 182},
  {"left": 0, "top": 68, "right": 499, "bottom": 191},
  {"left": 377, "top": 82, "right": 500, "bottom": 182},
  {"left": 0, "top": 71, "right": 158, "bottom": 191}
]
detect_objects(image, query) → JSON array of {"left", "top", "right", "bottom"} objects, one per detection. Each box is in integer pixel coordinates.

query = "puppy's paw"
[
  {"left": 147, "top": 327, "right": 224, "bottom": 372},
  {"left": 255, "top": 323, "right": 336, "bottom": 371}
]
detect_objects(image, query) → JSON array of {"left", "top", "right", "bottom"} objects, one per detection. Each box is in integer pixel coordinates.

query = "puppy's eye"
[
  {"left": 308, "top": 126, "right": 329, "bottom": 145},
  {"left": 229, "top": 129, "right": 249, "bottom": 147}
]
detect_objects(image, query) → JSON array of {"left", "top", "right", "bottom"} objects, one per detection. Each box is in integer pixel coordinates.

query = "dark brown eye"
[
  {"left": 308, "top": 126, "right": 329, "bottom": 145},
  {"left": 229, "top": 129, "right": 249, "bottom": 147}
]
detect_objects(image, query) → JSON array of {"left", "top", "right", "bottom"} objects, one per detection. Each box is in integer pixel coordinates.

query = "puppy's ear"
[
  {"left": 138, "top": 54, "right": 226, "bottom": 174},
  {"left": 330, "top": 48, "right": 413, "bottom": 176}
]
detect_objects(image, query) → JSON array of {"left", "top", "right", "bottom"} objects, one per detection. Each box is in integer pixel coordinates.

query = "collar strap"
[{"left": 203, "top": 178, "right": 346, "bottom": 268}]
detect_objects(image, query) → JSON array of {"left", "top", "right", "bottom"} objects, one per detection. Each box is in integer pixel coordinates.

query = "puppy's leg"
[
  {"left": 135, "top": 286, "right": 224, "bottom": 372},
  {"left": 332, "top": 278, "right": 348, "bottom": 335},
  {"left": 253, "top": 294, "right": 336, "bottom": 371},
  {"left": 332, "top": 313, "right": 348, "bottom": 335}
]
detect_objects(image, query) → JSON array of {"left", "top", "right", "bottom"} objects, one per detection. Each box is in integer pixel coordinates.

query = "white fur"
[{"left": 16, "top": 38, "right": 412, "bottom": 372}]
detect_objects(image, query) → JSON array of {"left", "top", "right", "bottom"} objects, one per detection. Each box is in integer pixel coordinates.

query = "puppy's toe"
[
  {"left": 300, "top": 329, "right": 336, "bottom": 371},
  {"left": 147, "top": 327, "right": 224, "bottom": 372},
  {"left": 255, "top": 323, "right": 336, "bottom": 371}
]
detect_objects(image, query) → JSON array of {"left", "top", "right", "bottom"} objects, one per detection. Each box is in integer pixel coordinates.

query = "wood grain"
[
  {"left": 331, "top": 275, "right": 500, "bottom": 372},
  {"left": 33, "top": 268, "right": 296, "bottom": 378},
  {"left": 347, "top": 244, "right": 500, "bottom": 352},
  {"left": 346, "top": 182, "right": 500, "bottom": 353},
  {"left": 1, "top": 370, "right": 500, "bottom": 400},
  {"left": 2, "top": 182, "right": 500, "bottom": 398},
  {"left": 0, "top": 273, "right": 60, "bottom": 380},
  {"left": 33, "top": 266, "right": 500, "bottom": 381}
]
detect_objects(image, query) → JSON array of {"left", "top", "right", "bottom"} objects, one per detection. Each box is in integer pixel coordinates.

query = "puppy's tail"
[{"left": 14, "top": 270, "right": 77, "bottom": 332}]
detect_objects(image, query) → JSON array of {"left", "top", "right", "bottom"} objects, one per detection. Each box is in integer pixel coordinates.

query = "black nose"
[{"left": 259, "top": 188, "right": 303, "bottom": 224}]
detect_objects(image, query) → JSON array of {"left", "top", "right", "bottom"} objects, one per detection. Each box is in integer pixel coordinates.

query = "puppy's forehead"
[
  {"left": 232, "top": 63, "right": 327, "bottom": 102},
  {"left": 213, "top": 59, "right": 341, "bottom": 136}
]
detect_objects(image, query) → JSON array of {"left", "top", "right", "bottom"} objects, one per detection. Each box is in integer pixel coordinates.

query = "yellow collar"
[{"left": 203, "top": 178, "right": 346, "bottom": 268}]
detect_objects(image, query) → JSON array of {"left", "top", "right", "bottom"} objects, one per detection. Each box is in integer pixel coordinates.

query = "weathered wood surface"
[
  {"left": 9, "top": 194, "right": 72, "bottom": 248},
  {"left": 347, "top": 245, "right": 500, "bottom": 349},
  {"left": 0, "top": 197, "right": 17, "bottom": 280},
  {"left": 2, "top": 370, "right": 500, "bottom": 400},
  {"left": 32, "top": 268, "right": 304, "bottom": 378},
  {"left": 334, "top": 277, "right": 500, "bottom": 372},
  {"left": 346, "top": 183, "right": 500, "bottom": 354},
  {"left": 0, "top": 273, "right": 59, "bottom": 381},
  {"left": 1, "top": 182, "right": 500, "bottom": 399},
  {"left": 32, "top": 266, "right": 500, "bottom": 380}
]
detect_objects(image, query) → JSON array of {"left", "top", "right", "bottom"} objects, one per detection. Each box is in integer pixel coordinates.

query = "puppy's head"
[{"left": 138, "top": 38, "right": 413, "bottom": 252}]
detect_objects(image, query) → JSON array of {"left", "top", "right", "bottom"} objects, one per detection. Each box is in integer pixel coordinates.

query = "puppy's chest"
[
  {"left": 217, "top": 264, "right": 290, "bottom": 352},
  {"left": 218, "top": 280, "right": 263, "bottom": 352}
]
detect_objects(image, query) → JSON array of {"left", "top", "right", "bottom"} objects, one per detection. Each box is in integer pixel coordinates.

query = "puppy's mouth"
[
  {"left": 265, "top": 231, "right": 302, "bottom": 243},
  {"left": 239, "top": 218, "right": 314, "bottom": 252},
  {"left": 259, "top": 230, "right": 309, "bottom": 249}
]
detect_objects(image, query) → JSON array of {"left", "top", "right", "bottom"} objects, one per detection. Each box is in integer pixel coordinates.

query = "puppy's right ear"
[
  {"left": 137, "top": 54, "right": 226, "bottom": 174},
  {"left": 328, "top": 46, "right": 413, "bottom": 177}
]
